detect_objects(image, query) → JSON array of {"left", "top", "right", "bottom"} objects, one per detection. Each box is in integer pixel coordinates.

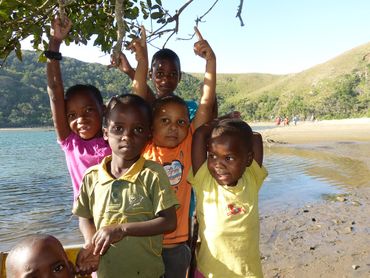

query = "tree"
[{"left": 0, "top": 0, "right": 245, "bottom": 64}]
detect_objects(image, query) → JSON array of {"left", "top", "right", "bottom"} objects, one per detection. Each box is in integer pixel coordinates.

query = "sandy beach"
[{"left": 259, "top": 118, "right": 370, "bottom": 277}]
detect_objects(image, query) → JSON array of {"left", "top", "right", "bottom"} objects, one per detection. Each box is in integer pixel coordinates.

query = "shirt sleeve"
[
  {"left": 150, "top": 164, "right": 180, "bottom": 216},
  {"left": 72, "top": 174, "right": 93, "bottom": 219},
  {"left": 187, "top": 161, "right": 208, "bottom": 190},
  {"left": 248, "top": 160, "right": 268, "bottom": 191}
]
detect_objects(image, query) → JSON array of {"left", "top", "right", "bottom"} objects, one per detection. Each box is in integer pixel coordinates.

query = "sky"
[{"left": 21, "top": 0, "right": 370, "bottom": 74}]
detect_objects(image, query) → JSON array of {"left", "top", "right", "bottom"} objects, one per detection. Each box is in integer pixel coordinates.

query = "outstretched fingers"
[{"left": 194, "top": 26, "right": 204, "bottom": 41}]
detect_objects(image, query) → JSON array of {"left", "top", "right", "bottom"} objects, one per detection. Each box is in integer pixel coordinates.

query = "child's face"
[
  {"left": 104, "top": 103, "right": 151, "bottom": 161},
  {"left": 150, "top": 58, "right": 181, "bottom": 98},
  {"left": 12, "top": 238, "right": 73, "bottom": 278},
  {"left": 152, "top": 102, "right": 189, "bottom": 148},
  {"left": 66, "top": 90, "right": 103, "bottom": 140},
  {"left": 207, "top": 134, "right": 253, "bottom": 186}
]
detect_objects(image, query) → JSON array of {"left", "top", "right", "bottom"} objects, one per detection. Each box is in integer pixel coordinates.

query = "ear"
[
  {"left": 178, "top": 71, "right": 182, "bottom": 81},
  {"left": 103, "top": 127, "right": 109, "bottom": 141},
  {"left": 148, "top": 69, "right": 153, "bottom": 80},
  {"left": 246, "top": 151, "right": 253, "bottom": 167}
]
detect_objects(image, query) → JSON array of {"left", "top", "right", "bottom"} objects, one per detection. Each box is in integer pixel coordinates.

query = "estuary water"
[{"left": 0, "top": 128, "right": 353, "bottom": 251}]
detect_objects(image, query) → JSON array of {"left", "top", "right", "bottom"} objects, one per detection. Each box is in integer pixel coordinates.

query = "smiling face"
[
  {"left": 150, "top": 58, "right": 181, "bottom": 98},
  {"left": 152, "top": 101, "right": 190, "bottom": 148},
  {"left": 104, "top": 102, "right": 151, "bottom": 163},
  {"left": 7, "top": 235, "right": 73, "bottom": 278},
  {"left": 207, "top": 134, "right": 253, "bottom": 186},
  {"left": 65, "top": 90, "right": 103, "bottom": 140}
]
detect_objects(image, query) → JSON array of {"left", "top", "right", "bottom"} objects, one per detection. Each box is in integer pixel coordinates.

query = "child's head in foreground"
[
  {"left": 6, "top": 234, "right": 74, "bottom": 278},
  {"left": 152, "top": 95, "right": 190, "bottom": 148},
  {"left": 149, "top": 48, "right": 181, "bottom": 98},
  {"left": 65, "top": 84, "right": 105, "bottom": 140},
  {"left": 207, "top": 118, "right": 254, "bottom": 186},
  {"left": 103, "top": 94, "right": 152, "bottom": 161}
]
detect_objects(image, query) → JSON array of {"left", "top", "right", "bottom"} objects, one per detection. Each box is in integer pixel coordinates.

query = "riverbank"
[{"left": 259, "top": 118, "right": 370, "bottom": 277}]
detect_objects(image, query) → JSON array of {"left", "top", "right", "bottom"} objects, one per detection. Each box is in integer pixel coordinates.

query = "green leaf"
[{"left": 151, "top": 11, "right": 163, "bottom": 19}]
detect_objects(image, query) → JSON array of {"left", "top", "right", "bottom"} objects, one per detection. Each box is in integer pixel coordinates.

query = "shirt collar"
[{"left": 98, "top": 156, "right": 146, "bottom": 184}]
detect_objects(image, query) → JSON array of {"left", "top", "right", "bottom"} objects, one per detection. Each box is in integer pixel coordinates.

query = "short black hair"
[
  {"left": 151, "top": 48, "right": 181, "bottom": 72},
  {"left": 212, "top": 118, "right": 253, "bottom": 151},
  {"left": 152, "top": 95, "right": 189, "bottom": 120},
  {"left": 65, "top": 84, "right": 104, "bottom": 105},
  {"left": 104, "top": 94, "right": 152, "bottom": 127}
]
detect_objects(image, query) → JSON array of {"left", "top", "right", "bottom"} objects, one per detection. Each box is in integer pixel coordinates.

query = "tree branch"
[{"left": 236, "top": 0, "right": 245, "bottom": 27}]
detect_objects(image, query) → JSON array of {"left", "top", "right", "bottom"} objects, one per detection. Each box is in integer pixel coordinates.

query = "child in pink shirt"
[{"left": 46, "top": 16, "right": 111, "bottom": 200}]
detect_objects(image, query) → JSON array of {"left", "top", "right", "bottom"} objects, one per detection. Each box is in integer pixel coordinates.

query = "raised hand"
[
  {"left": 193, "top": 26, "right": 215, "bottom": 61},
  {"left": 127, "top": 26, "right": 148, "bottom": 63},
  {"left": 50, "top": 16, "right": 72, "bottom": 42},
  {"left": 92, "top": 224, "right": 127, "bottom": 255}
]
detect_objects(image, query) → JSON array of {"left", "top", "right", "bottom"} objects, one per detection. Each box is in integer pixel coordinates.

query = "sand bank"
[{"left": 259, "top": 118, "right": 370, "bottom": 277}]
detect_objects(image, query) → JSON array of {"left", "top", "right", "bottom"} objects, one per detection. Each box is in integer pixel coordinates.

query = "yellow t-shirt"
[
  {"left": 188, "top": 160, "right": 268, "bottom": 278},
  {"left": 73, "top": 156, "right": 179, "bottom": 278}
]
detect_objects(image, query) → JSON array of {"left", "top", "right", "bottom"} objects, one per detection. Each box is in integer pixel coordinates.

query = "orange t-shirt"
[{"left": 143, "top": 127, "right": 193, "bottom": 245}]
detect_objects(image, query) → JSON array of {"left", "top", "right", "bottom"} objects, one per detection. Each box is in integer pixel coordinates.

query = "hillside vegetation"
[{"left": 1, "top": 43, "right": 370, "bottom": 128}]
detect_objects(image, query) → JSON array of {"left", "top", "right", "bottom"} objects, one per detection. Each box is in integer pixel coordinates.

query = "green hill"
[{"left": 1, "top": 43, "right": 370, "bottom": 127}]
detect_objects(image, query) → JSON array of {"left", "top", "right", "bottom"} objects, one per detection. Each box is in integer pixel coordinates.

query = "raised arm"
[
  {"left": 252, "top": 132, "right": 264, "bottom": 167},
  {"left": 46, "top": 17, "right": 72, "bottom": 141},
  {"left": 192, "top": 27, "right": 217, "bottom": 129},
  {"left": 127, "top": 26, "right": 156, "bottom": 103}
]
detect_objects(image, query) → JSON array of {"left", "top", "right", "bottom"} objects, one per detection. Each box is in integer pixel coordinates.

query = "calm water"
[{"left": 1, "top": 129, "right": 367, "bottom": 251}]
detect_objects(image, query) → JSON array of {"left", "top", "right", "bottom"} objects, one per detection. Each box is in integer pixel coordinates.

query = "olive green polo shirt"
[{"left": 73, "top": 155, "right": 179, "bottom": 278}]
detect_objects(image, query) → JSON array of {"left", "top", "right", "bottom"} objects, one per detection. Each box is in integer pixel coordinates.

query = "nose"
[{"left": 120, "top": 129, "right": 132, "bottom": 141}]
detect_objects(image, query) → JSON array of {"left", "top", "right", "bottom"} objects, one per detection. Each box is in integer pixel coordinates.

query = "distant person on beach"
[
  {"left": 188, "top": 117, "right": 268, "bottom": 278},
  {"left": 46, "top": 16, "right": 111, "bottom": 201},
  {"left": 73, "top": 94, "right": 179, "bottom": 277},
  {"left": 275, "top": 116, "right": 281, "bottom": 125},
  {"left": 293, "top": 115, "right": 299, "bottom": 125},
  {"left": 130, "top": 26, "right": 216, "bottom": 278},
  {"left": 284, "top": 116, "right": 290, "bottom": 126},
  {"left": 6, "top": 234, "right": 74, "bottom": 278}
]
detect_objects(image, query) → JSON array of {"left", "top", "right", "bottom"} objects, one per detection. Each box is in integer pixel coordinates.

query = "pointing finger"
[
  {"left": 194, "top": 26, "right": 204, "bottom": 41},
  {"left": 140, "top": 25, "right": 146, "bottom": 44}
]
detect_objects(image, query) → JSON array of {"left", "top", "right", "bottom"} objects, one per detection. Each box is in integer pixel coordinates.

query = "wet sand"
[{"left": 259, "top": 118, "right": 370, "bottom": 277}]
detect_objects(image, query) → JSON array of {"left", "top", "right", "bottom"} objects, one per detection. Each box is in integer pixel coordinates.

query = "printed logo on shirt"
[
  {"left": 226, "top": 203, "right": 246, "bottom": 216},
  {"left": 163, "top": 160, "right": 183, "bottom": 189}
]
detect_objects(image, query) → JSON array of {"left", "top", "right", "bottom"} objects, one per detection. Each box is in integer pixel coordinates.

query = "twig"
[{"left": 236, "top": 0, "right": 245, "bottom": 27}]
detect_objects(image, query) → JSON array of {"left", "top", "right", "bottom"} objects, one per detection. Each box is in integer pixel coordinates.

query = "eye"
[
  {"left": 177, "top": 119, "right": 187, "bottom": 126},
  {"left": 156, "top": 72, "right": 165, "bottom": 78},
  {"left": 168, "top": 72, "right": 178, "bottom": 78},
  {"left": 208, "top": 153, "right": 216, "bottom": 160},
  {"left": 134, "top": 127, "right": 144, "bottom": 134},
  {"left": 226, "top": 156, "right": 235, "bottom": 161},
  {"left": 85, "top": 107, "right": 94, "bottom": 113},
  {"left": 160, "top": 118, "right": 170, "bottom": 124},
  {"left": 110, "top": 125, "right": 123, "bottom": 134},
  {"left": 67, "top": 113, "right": 76, "bottom": 120},
  {"left": 53, "top": 263, "right": 65, "bottom": 272}
]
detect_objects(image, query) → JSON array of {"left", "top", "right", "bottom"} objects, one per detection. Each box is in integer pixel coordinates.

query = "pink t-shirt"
[{"left": 58, "top": 132, "right": 111, "bottom": 200}]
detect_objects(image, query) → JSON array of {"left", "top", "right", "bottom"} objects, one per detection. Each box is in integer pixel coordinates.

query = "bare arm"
[
  {"left": 192, "top": 27, "right": 217, "bottom": 129},
  {"left": 252, "top": 132, "right": 263, "bottom": 167},
  {"left": 128, "top": 26, "right": 157, "bottom": 103},
  {"left": 191, "top": 123, "right": 213, "bottom": 175},
  {"left": 92, "top": 206, "right": 177, "bottom": 255},
  {"left": 75, "top": 217, "right": 99, "bottom": 275},
  {"left": 47, "top": 17, "right": 72, "bottom": 141}
]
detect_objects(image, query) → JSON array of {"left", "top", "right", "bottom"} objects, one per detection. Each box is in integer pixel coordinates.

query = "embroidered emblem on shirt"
[
  {"left": 163, "top": 160, "right": 183, "bottom": 187},
  {"left": 125, "top": 194, "right": 144, "bottom": 210},
  {"left": 226, "top": 203, "right": 246, "bottom": 216}
]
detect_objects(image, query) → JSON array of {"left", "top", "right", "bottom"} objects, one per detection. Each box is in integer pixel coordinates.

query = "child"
[
  {"left": 131, "top": 28, "right": 216, "bottom": 278},
  {"left": 188, "top": 118, "right": 268, "bottom": 278},
  {"left": 113, "top": 27, "right": 214, "bottom": 120},
  {"left": 47, "top": 16, "right": 111, "bottom": 200},
  {"left": 72, "top": 94, "right": 179, "bottom": 278},
  {"left": 5, "top": 234, "right": 74, "bottom": 278}
]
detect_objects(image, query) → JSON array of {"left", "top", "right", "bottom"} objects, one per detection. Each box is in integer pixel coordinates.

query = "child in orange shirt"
[{"left": 131, "top": 27, "right": 217, "bottom": 278}]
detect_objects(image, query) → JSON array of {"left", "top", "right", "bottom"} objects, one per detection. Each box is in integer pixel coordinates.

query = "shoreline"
[{"left": 259, "top": 117, "right": 370, "bottom": 277}]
